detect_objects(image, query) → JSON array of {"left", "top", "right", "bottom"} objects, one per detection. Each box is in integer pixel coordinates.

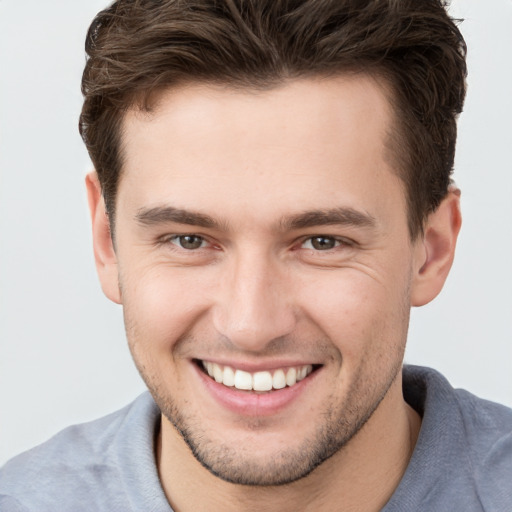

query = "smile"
[{"left": 200, "top": 361, "right": 315, "bottom": 392}]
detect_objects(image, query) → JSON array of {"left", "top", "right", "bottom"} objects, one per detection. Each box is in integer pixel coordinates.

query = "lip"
[
  {"left": 193, "top": 360, "right": 321, "bottom": 417},
  {"left": 196, "top": 357, "right": 319, "bottom": 373}
]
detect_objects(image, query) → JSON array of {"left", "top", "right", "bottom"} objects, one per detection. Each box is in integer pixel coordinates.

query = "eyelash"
[
  {"left": 160, "top": 234, "right": 352, "bottom": 252},
  {"left": 300, "top": 235, "right": 347, "bottom": 251},
  {"left": 164, "top": 234, "right": 211, "bottom": 251}
]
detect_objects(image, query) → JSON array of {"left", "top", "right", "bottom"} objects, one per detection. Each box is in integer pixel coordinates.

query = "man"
[{"left": 1, "top": 0, "right": 511, "bottom": 510}]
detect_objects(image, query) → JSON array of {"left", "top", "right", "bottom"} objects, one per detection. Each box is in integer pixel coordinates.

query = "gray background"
[{"left": 1, "top": 0, "right": 511, "bottom": 465}]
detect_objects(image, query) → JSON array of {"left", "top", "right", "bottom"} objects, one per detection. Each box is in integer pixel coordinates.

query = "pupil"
[
  {"left": 180, "top": 235, "right": 202, "bottom": 249},
  {"left": 312, "top": 236, "right": 335, "bottom": 250}
]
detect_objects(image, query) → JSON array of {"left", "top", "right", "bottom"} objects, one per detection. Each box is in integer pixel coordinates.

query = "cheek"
[
  {"left": 120, "top": 265, "right": 212, "bottom": 353},
  {"left": 298, "top": 267, "right": 411, "bottom": 360}
]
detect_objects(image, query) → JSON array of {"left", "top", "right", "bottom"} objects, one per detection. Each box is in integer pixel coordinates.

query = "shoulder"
[
  {"left": 399, "top": 365, "right": 512, "bottom": 511},
  {"left": 404, "top": 365, "right": 512, "bottom": 450},
  {"left": 404, "top": 364, "right": 512, "bottom": 430},
  {"left": 452, "top": 386, "right": 512, "bottom": 510},
  {"left": 0, "top": 392, "right": 165, "bottom": 512}
]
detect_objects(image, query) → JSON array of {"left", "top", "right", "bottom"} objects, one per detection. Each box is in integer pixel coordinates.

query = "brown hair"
[{"left": 79, "top": 0, "right": 467, "bottom": 238}]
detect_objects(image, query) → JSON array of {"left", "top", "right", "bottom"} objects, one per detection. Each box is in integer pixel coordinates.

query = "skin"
[{"left": 87, "top": 75, "right": 461, "bottom": 511}]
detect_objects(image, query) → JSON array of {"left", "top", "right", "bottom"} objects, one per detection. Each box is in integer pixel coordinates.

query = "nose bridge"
[{"left": 213, "top": 246, "right": 296, "bottom": 351}]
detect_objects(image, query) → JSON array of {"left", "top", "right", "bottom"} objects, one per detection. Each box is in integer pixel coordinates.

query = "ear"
[
  {"left": 85, "top": 171, "right": 121, "bottom": 304},
  {"left": 410, "top": 189, "right": 462, "bottom": 307}
]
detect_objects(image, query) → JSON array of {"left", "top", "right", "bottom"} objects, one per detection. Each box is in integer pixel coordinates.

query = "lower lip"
[{"left": 194, "top": 364, "right": 320, "bottom": 417}]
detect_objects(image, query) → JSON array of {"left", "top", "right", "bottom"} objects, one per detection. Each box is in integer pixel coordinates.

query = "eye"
[
  {"left": 302, "top": 236, "right": 341, "bottom": 251},
  {"left": 169, "top": 234, "right": 207, "bottom": 250}
]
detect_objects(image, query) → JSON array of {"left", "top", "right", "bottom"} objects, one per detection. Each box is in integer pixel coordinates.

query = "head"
[
  {"left": 83, "top": 0, "right": 465, "bottom": 488},
  {"left": 80, "top": 0, "right": 466, "bottom": 240}
]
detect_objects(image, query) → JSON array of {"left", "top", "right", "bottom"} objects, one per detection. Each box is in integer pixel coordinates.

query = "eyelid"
[
  {"left": 302, "top": 237, "right": 338, "bottom": 250},
  {"left": 172, "top": 234, "right": 208, "bottom": 249},
  {"left": 299, "top": 234, "right": 355, "bottom": 249},
  {"left": 159, "top": 233, "right": 211, "bottom": 249},
  {"left": 156, "top": 233, "right": 355, "bottom": 252}
]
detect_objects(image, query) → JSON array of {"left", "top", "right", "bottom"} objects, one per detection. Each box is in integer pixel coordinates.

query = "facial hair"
[{"left": 129, "top": 332, "right": 404, "bottom": 486}]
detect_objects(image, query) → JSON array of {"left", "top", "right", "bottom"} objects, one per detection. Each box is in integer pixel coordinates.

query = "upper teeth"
[{"left": 202, "top": 362, "right": 313, "bottom": 391}]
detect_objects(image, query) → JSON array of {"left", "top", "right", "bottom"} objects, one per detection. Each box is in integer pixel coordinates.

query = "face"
[{"left": 107, "top": 77, "right": 421, "bottom": 485}]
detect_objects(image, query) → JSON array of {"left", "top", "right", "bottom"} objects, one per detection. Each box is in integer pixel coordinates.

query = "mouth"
[{"left": 197, "top": 360, "right": 321, "bottom": 392}]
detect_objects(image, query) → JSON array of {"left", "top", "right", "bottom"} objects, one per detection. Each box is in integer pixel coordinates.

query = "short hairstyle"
[{"left": 79, "top": 0, "right": 467, "bottom": 238}]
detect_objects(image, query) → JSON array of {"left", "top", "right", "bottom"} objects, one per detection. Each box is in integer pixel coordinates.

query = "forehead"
[{"left": 118, "top": 76, "right": 405, "bottom": 229}]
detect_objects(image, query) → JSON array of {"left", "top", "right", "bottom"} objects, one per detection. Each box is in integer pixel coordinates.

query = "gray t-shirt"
[{"left": 1, "top": 366, "right": 511, "bottom": 511}]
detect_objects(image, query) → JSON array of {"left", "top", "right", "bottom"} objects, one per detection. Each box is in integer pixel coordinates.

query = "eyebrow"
[
  {"left": 135, "top": 206, "right": 222, "bottom": 229},
  {"left": 280, "top": 207, "right": 377, "bottom": 231},
  {"left": 135, "top": 205, "right": 376, "bottom": 232}
]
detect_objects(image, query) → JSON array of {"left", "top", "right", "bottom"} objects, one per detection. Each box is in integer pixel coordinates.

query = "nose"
[{"left": 212, "top": 250, "right": 297, "bottom": 353}]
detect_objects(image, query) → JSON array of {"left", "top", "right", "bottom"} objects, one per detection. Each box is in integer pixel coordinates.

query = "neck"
[{"left": 157, "top": 374, "right": 421, "bottom": 512}]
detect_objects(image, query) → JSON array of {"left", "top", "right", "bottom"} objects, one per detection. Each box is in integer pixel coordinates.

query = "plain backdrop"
[{"left": 1, "top": 0, "right": 511, "bottom": 466}]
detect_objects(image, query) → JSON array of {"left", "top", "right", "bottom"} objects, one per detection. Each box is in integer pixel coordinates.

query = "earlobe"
[
  {"left": 410, "top": 189, "right": 462, "bottom": 307},
  {"left": 85, "top": 172, "right": 121, "bottom": 304}
]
